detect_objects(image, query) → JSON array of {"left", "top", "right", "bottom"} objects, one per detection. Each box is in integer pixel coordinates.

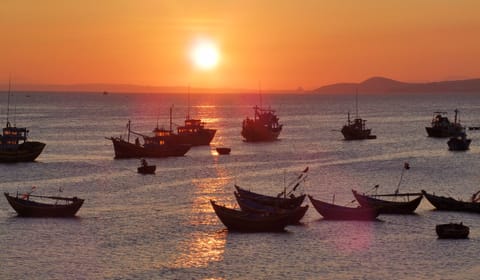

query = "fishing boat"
[
  {"left": 351, "top": 163, "right": 423, "bottom": 214},
  {"left": 341, "top": 112, "right": 376, "bottom": 140},
  {"left": 235, "top": 185, "right": 306, "bottom": 209},
  {"left": 216, "top": 147, "right": 231, "bottom": 155},
  {"left": 107, "top": 108, "right": 191, "bottom": 159},
  {"left": 422, "top": 190, "right": 480, "bottom": 213},
  {"left": 341, "top": 92, "right": 376, "bottom": 140},
  {"left": 308, "top": 195, "right": 379, "bottom": 220},
  {"left": 177, "top": 117, "right": 216, "bottom": 146},
  {"left": 234, "top": 167, "right": 308, "bottom": 209},
  {"left": 447, "top": 132, "right": 471, "bottom": 151},
  {"left": 0, "top": 80, "right": 45, "bottom": 163},
  {"left": 352, "top": 190, "right": 422, "bottom": 214},
  {"left": 0, "top": 123, "right": 46, "bottom": 163},
  {"left": 137, "top": 159, "right": 156, "bottom": 174},
  {"left": 241, "top": 105, "right": 283, "bottom": 142},
  {"left": 436, "top": 223, "right": 469, "bottom": 239},
  {"left": 234, "top": 191, "right": 308, "bottom": 224},
  {"left": 425, "top": 109, "right": 465, "bottom": 137},
  {"left": 210, "top": 200, "right": 291, "bottom": 232},
  {"left": 4, "top": 192, "right": 84, "bottom": 217}
]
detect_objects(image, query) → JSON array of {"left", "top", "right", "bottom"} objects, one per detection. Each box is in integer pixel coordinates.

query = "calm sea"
[{"left": 1, "top": 92, "right": 480, "bottom": 280}]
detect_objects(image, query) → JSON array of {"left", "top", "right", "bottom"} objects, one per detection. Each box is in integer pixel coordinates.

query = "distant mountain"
[{"left": 314, "top": 76, "right": 480, "bottom": 94}]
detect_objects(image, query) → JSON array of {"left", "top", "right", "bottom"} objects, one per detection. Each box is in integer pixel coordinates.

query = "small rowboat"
[
  {"left": 436, "top": 223, "right": 469, "bottom": 239},
  {"left": 137, "top": 158, "right": 156, "bottom": 174},
  {"left": 216, "top": 147, "right": 231, "bottom": 155},
  {"left": 137, "top": 165, "right": 156, "bottom": 174}
]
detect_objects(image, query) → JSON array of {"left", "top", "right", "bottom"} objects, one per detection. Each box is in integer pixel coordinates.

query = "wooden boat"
[
  {"left": 352, "top": 189, "right": 423, "bottom": 214},
  {"left": 308, "top": 195, "right": 379, "bottom": 220},
  {"left": 216, "top": 147, "right": 231, "bottom": 155},
  {"left": 4, "top": 192, "right": 84, "bottom": 217},
  {"left": 210, "top": 200, "right": 291, "bottom": 232},
  {"left": 422, "top": 190, "right": 480, "bottom": 213},
  {"left": 137, "top": 159, "right": 156, "bottom": 174},
  {"left": 447, "top": 132, "right": 471, "bottom": 151},
  {"left": 241, "top": 105, "right": 283, "bottom": 142},
  {"left": 436, "top": 223, "right": 469, "bottom": 239},
  {"left": 426, "top": 109, "right": 465, "bottom": 138},
  {"left": 234, "top": 191, "right": 308, "bottom": 224},
  {"left": 234, "top": 185, "right": 306, "bottom": 209},
  {"left": 107, "top": 111, "right": 191, "bottom": 159}
]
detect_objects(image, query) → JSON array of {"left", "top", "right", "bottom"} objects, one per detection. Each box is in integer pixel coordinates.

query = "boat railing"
[
  {"left": 370, "top": 192, "right": 423, "bottom": 197},
  {"left": 15, "top": 192, "right": 80, "bottom": 202}
]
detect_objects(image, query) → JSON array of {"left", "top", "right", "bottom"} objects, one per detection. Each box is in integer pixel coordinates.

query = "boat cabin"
[{"left": 0, "top": 122, "right": 29, "bottom": 147}]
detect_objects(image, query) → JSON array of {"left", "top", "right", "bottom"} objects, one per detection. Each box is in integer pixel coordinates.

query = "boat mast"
[
  {"left": 355, "top": 88, "right": 359, "bottom": 119},
  {"left": 127, "top": 120, "right": 131, "bottom": 143},
  {"left": 187, "top": 85, "right": 191, "bottom": 120},
  {"left": 259, "top": 80, "right": 262, "bottom": 109},
  {"left": 170, "top": 105, "right": 173, "bottom": 132},
  {"left": 6, "top": 76, "right": 11, "bottom": 125}
]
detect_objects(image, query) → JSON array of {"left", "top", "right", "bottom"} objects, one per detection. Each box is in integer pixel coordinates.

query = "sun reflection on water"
[{"left": 171, "top": 163, "right": 231, "bottom": 269}]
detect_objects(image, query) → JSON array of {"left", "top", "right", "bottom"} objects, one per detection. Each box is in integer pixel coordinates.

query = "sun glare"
[{"left": 190, "top": 39, "right": 220, "bottom": 70}]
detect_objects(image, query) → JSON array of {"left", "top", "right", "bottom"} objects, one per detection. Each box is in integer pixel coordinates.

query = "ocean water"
[{"left": 1, "top": 92, "right": 480, "bottom": 279}]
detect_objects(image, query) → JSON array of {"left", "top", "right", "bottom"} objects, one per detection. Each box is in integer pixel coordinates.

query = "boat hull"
[
  {"left": 234, "top": 185, "right": 305, "bottom": 209},
  {"left": 0, "top": 141, "right": 45, "bottom": 163},
  {"left": 341, "top": 126, "right": 376, "bottom": 140},
  {"left": 426, "top": 126, "right": 464, "bottom": 138},
  {"left": 234, "top": 192, "right": 308, "bottom": 224},
  {"left": 4, "top": 193, "right": 84, "bottom": 217},
  {"left": 241, "top": 125, "right": 282, "bottom": 142},
  {"left": 308, "top": 195, "right": 379, "bottom": 220},
  {"left": 352, "top": 190, "right": 422, "bottom": 214},
  {"left": 178, "top": 129, "right": 216, "bottom": 146},
  {"left": 447, "top": 138, "right": 471, "bottom": 151},
  {"left": 422, "top": 190, "right": 480, "bottom": 213},
  {"left": 137, "top": 165, "right": 156, "bottom": 174},
  {"left": 210, "top": 200, "right": 290, "bottom": 232},
  {"left": 109, "top": 137, "right": 190, "bottom": 159},
  {"left": 216, "top": 147, "right": 231, "bottom": 155}
]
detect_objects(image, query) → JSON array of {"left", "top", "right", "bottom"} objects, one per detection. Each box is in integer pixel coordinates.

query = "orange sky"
[{"left": 1, "top": 0, "right": 480, "bottom": 92}]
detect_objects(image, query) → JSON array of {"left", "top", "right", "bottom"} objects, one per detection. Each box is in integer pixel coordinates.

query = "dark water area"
[{"left": 1, "top": 92, "right": 480, "bottom": 279}]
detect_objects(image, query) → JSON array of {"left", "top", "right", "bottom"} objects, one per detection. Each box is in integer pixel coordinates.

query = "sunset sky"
[{"left": 1, "top": 0, "right": 480, "bottom": 92}]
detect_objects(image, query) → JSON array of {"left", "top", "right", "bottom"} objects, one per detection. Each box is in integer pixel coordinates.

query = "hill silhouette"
[{"left": 314, "top": 76, "right": 480, "bottom": 94}]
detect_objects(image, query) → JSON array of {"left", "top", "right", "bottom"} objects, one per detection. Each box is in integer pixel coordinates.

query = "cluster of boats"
[
  {"left": 0, "top": 92, "right": 476, "bottom": 239},
  {"left": 345, "top": 108, "right": 472, "bottom": 151},
  {"left": 208, "top": 166, "right": 477, "bottom": 238}
]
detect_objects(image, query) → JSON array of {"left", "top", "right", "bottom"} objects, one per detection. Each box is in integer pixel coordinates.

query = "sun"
[{"left": 190, "top": 38, "right": 220, "bottom": 70}]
